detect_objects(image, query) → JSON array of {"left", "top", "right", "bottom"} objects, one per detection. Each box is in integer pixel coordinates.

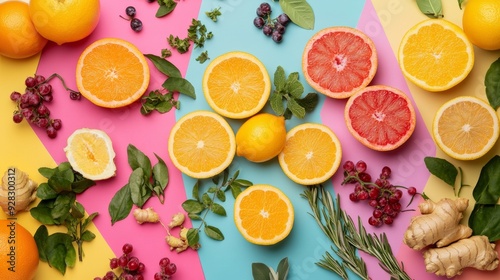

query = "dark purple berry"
[
  {"left": 118, "top": 255, "right": 128, "bottom": 268},
  {"left": 256, "top": 3, "right": 271, "bottom": 17},
  {"left": 20, "top": 93, "right": 30, "bottom": 105},
  {"left": 10, "top": 91, "right": 21, "bottom": 101},
  {"left": 25, "top": 77, "right": 37, "bottom": 88},
  {"left": 125, "top": 6, "right": 136, "bottom": 17},
  {"left": 272, "top": 31, "right": 283, "bottom": 43},
  {"left": 154, "top": 273, "right": 162, "bottom": 280},
  {"left": 21, "top": 108, "right": 34, "bottom": 120},
  {"left": 130, "top": 18, "right": 143, "bottom": 32},
  {"left": 263, "top": 24, "right": 273, "bottom": 36},
  {"left": 253, "top": 17, "right": 265, "bottom": 29},
  {"left": 277, "top": 13, "right": 290, "bottom": 25},
  {"left": 69, "top": 91, "right": 81, "bottom": 100},
  {"left": 274, "top": 22, "right": 286, "bottom": 34}
]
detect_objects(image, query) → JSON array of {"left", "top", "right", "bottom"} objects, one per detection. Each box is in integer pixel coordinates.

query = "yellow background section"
[
  {"left": 372, "top": 0, "right": 500, "bottom": 219},
  {"left": 0, "top": 1, "right": 115, "bottom": 278}
]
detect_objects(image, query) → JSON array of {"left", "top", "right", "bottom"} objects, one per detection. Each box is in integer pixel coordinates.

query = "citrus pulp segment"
[
  {"left": 344, "top": 85, "right": 416, "bottom": 151},
  {"left": 235, "top": 113, "right": 286, "bottom": 163},
  {"left": 233, "top": 184, "right": 294, "bottom": 245},
  {"left": 432, "top": 96, "right": 499, "bottom": 160},
  {"left": 398, "top": 19, "right": 474, "bottom": 92},
  {"left": 64, "top": 128, "right": 117, "bottom": 180},
  {"left": 0, "top": 1, "right": 48, "bottom": 59},
  {"left": 202, "top": 51, "right": 271, "bottom": 119},
  {"left": 168, "top": 110, "right": 236, "bottom": 179},
  {"left": 76, "top": 38, "right": 150, "bottom": 108},
  {"left": 278, "top": 123, "right": 342, "bottom": 185},
  {"left": 302, "top": 26, "right": 378, "bottom": 99}
]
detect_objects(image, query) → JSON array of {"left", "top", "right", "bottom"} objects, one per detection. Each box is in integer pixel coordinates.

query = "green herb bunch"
[
  {"left": 181, "top": 169, "right": 252, "bottom": 246},
  {"left": 142, "top": 54, "right": 196, "bottom": 115},
  {"left": 166, "top": 19, "right": 213, "bottom": 63},
  {"left": 30, "top": 162, "right": 98, "bottom": 275},
  {"left": 108, "top": 144, "right": 170, "bottom": 224},
  {"left": 270, "top": 66, "right": 318, "bottom": 120}
]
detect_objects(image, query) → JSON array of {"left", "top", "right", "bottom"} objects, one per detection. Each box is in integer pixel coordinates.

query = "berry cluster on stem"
[
  {"left": 253, "top": 2, "right": 291, "bottom": 43},
  {"left": 342, "top": 160, "right": 418, "bottom": 227}
]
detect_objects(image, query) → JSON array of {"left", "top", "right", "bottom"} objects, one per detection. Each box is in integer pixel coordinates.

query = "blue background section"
[{"left": 180, "top": 1, "right": 366, "bottom": 279}]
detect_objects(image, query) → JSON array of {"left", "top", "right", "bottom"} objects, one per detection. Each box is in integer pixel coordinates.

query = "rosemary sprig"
[{"left": 302, "top": 185, "right": 412, "bottom": 280}]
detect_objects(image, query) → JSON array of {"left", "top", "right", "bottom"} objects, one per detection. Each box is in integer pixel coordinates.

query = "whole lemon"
[
  {"left": 236, "top": 113, "right": 286, "bottom": 163},
  {"left": 29, "top": 0, "right": 100, "bottom": 45},
  {"left": 462, "top": 0, "right": 500, "bottom": 50},
  {"left": 0, "top": 1, "right": 48, "bottom": 59},
  {"left": 0, "top": 220, "right": 39, "bottom": 280}
]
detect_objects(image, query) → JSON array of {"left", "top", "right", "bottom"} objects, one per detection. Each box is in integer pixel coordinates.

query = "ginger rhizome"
[
  {"left": 0, "top": 167, "right": 38, "bottom": 215},
  {"left": 133, "top": 207, "right": 160, "bottom": 224},
  {"left": 424, "top": 235, "right": 499, "bottom": 278},
  {"left": 403, "top": 197, "right": 472, "bottom": 250}
]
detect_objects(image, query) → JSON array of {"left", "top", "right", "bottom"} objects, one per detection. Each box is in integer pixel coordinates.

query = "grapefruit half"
[
  {"left": 302, "top": 26, "right": 378, "bottom": 99},
  {"left": 344, "top": 85, "right": 416, "bottom": 151}
]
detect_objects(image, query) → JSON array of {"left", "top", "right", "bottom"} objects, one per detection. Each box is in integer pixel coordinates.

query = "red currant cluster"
[
  {"left": 95, "top": 243, "right": 145, "bottom": 280},
  {"left": 342, "top": 160, "right": 418, "bottom": 227},
  {"left": 154, "top": 257, "right": 177, "bottom": 280},
  {"left": 10, "top": 73, "right": 81, "bottom": 139}
]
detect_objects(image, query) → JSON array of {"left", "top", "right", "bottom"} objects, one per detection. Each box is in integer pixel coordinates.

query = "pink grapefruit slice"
[
  {"left": 344, "top": 85, "right": 416, "bottom": 151},
  {"left": 302, "top": 26, "right": 378, "bottom": 99}
]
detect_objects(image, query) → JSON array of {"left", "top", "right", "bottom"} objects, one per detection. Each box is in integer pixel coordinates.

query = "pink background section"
[{"left": 35, "top": 1, "right": 205, "bottom": 279}]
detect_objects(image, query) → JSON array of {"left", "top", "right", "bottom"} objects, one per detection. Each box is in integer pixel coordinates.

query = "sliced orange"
[
  {"left": 344, "top": 85, "right": 416, "bottom": 151},
  {"left": 64, "top": 128, "right": 116, "bottom": 180},
  {"left": 76, "top": 38, "right": 150, "bottom": 108},
  {"left": 168, "top": 110, "right": 236, "bottom": 179},
  {"left": 234, "top": 184, "right": 294, "bottom": 245},
  {"left": 398, "top": 19, "right": 474, "bottom": 92},
  {"left": 302, "top": 26, "right": 378, "bottom": 99},
  {"left": 278, "top": 123, "right": 342, "bottom": 185},
  {"left": 202, "top": 51, "right": 271, "bottom": 119},
  {"left": 432, "top": 96, "right": 499, "bottom": 160}
]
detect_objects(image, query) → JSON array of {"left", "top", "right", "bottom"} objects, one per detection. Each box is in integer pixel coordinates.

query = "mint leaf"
[{"left": 416, "top": 0, "right": 443, "bottom": 18}]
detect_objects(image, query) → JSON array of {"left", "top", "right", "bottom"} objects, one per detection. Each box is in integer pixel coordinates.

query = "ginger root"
[
  {"left": 424, "top": 235, "right": 499, "bottom": 278},
  {"left": 0, "top": 167, "right": 38, "bottom": 215},
  {"left": 403, "top": 197, "right": 472, "bottom": 250},
  {"left": 133, "top": 207, "right": 160, "bottom": 224}
]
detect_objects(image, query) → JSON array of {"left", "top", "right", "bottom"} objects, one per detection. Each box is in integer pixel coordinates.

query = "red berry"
[
  {"left": 380, "top": 166, "right": 391, "bottom": 178},
  {"left": 357, "top": 191, "right": 368, "bottom": 201},
  {"left": 343, "top": 160, "right": 355, "bottom": 172},
  {"left": 349, "top": 192, "right": 358, "bottom": 202},
  {"left": 13, "top": 113, "right": 23, "bottom": 123},
  {"left": 110, "top": 258, "right": 119, "bottom": 269},
  {"left": 134, "top": 275, "right": 144, "bottom": 280},
  {"left": 368, "top": 216, "right": 382, "bottom": 227},
  {"left": 159, "top": 257, "right": 170, "bottom": 268},
  {"left": 46, "top": 126, "right": 57, "bottom": 138},
  {"left": 52, "top": 119, "right": 62, "bottom": 130},
  {"left": 10, "top": 91, "right": 21, "bottom": 101},
  {"left": 368, "top": 199, "right": 378, "bottom": 208},
  {"left": 373, "top": 209, "right": 383, "bottom": 218},
  {"left": 154, "top": 272, "right": 163, "bottom": 280},
  {"left": 127, "top": 258, "right": 139, "bottom": 271},
  {"left": 368, "top": 188, "right": 380, "bottom": 200},
  {"left": 358, "top": 172, "right": 371, "bottom": 183},
  {"left": 122, "top": 243, "right": 133, "bottom": 254},
  {"left": 38, "top": 83, "right": 52, "bottom": 96},
  {"left": 383, "top": 215, "right": 394, "bottom": 225},
  {"left": 118, "top": 255, "right": 128, "bottom": 268},
  {"left": 164, "top": 263, "right": 177, "bottom": 276},
  {"left": 25, "top": 77, "right": 37, "bottom": 88},
  {"left": 34, "top": 74, "right": 45, "bottom": 85},
  {"left": 355, "top": 160, "right": 367, "bottom": 173},
  {"left": 138, "top": 262, "right": 145, "bottom": 272},
  {"left": 407, "top": 187, "right": 417, "bottom": 196}
]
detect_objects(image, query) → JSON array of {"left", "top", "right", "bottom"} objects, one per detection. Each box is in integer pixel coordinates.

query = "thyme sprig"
[{"left": 302, "top": 185, "right": 412, "bottom": 280}]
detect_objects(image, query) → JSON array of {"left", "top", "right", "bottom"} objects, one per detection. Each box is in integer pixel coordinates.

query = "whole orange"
[
  {"left": 0, "top": 220, "right": 39, "bottom": 280},
  {"left": 0, "top": 1, "right": 48, "bottom": 59},
  {"left": 463, "top": 0, "right": 500, "bottom": 50},
  {"left": 29, "top": 0, "right": 100, "bottom": 45}
]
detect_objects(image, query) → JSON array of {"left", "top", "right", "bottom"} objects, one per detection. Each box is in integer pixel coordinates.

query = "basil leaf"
[
  {"left": 71, "top": 178, "right": 96, "bottom": 194},
  {"left": 416, "top": 0, "right": 443, "bottom": 18},
  {"left": 144, "top": 54, "right": 182, "bottom": 78},
  {"left": 71, "top": 201, "right": 85, "bottom": 219},
  {"left": 109, "top": 184, "right": 133, "bottom": 225},
  {"left": 82, "top": 212, "right": 99, "bottom": 230},
  {"left": 39, "top": 166, "right": 56, "bottom": 179},
  {"left": 472, "top": 155, "right": 500, "bottom": 205},
  {"left": 277, "top": 257, "right": 290, "bottom": 280},
  {"left": 469, "top": 204, "right": 500, "bottom": 242},
  {"left": 46, "top": 243, "right": 67, "bottom": 275},
  {"left": 485, "top": 57, "right": 500, "bottom": 110},
  {"left": 80, "top": 230, "right": 96, "bottom": 242},
  {"left": 204, "top": 225, "right": 224, "bottom": 240},
  {"left": 48, "top": 175, "right": 73, "bottom": 193},
  {"left": 153, "top": 154, "right": 169, "bottom": 190},
  {"left": 252, "top": 262, "right": 272, "bottom": 280},
  {"left": 182, "top": 199, "right": 205, "bottom": 214},
  {"left": 129, "top": 168, "right": 147, "bottom": 207},
  {"left": 127, "top": 144, "right": 152, "bottom": 178},
  {"left": 51, "top": 193, "right": 76, "bottom": 219},
  {"left": 162, "top": 77, "right": 196, "bottom": 99},
  {"left": 37, "top": 182, "right": 59, "bottom": 200},
  {"left": 280, "top": 0, "right": 315, "bottom": 30},
  {"left": 30, "top": 204, "right": 57, "bottom": 225},
  {"left": 424, "top": 157, "right": 458, "bottom": 187},
  {"left": 34, "top": 225, "right": 49, "bottom": 262}
]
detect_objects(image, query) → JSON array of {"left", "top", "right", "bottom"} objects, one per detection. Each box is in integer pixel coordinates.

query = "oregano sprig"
[
  {"left": 155, "top": 0, "right": 177, "bottom": 18},
  {"left": 182, "top": 169, "right": 252, "bottom": 246},
  {"left": 270, "top": 66, "right": 319, "bottom": 120}
]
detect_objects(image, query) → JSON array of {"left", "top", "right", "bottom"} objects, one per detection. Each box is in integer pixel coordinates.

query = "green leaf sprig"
[
  {"left": 252, "top": 257, "right": 290, "bottom": 280},
  {"left": 108, "top": 144, "right": 169, "bottom": 225},
  {"left": 270, "top": 66, "right": 319, "bottom": 120},
  {"left": 416, "top": 0, "right": 444, "bottom": 18},
  {"left": 302, "top": 185, "right": 412, "bottom": 280},
  {"left": 279, "top": 0, "right": 315, "bottom": 30},
  {"left": 206, "top": 7, "right": 222, "bottom": 22},
  {"left": 182, "top": 169, "right": 252, "bottom": 246},
  {"left": 485, "top": 57, "right": 500, "bottom": 110},
  {"left": 423, "top": 156, "right": 468, "bottom": 197},
  {"left": 30, "top": 162, "right": 98, "bottom": 275},
  {"left": 155, "top": 0, "right": 177, "bottom": 18},
  {"left": 142, "top": 54, "right": 196, "bottom": 115},
  {"left": 166, "top": 19, "right": 213, "bottom": 63}
]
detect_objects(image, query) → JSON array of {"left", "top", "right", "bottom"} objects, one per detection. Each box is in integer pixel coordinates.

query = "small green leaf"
[
  {"left": 202, "top": 193, "right": 213, "bottom": 206},
  {"left": 187, "top": 228, "right": 200, "bottom": 246},
  {"left": 36, "top": 183, "right": 59, "bottom": 200},
  {"left": 270, "top": 92, "right": 285, "bottom": 116},
  {"left": 182, "top": 199, "right": 205, "bottom": 214},
  {"left": 297, "top": 93, "right": 319, "bottom": 113},
  {"left": 127, "top": 144, "right": 152, "bottom": 178},
  {"left": 192, "top": 180, "right": 201, "bottom": 201},
  {"left": 280, "top": 0, "right": 315, "bottom": 30},
  {"left": 34, "top": 225, "right": 49, "bottom": 262},
  {"left": 162, "top": 77, "right": 196, "bottom": 99},
  {"left": 472, "top": 155, "right": 500, "bottom": 205},
  {"left": 156, "top": 0, "right": 177, "bottom": 18},
  {"left": 71, "top": 178, "right": 96, "bottom": 194},
  {"left": 424, "top": 157, "right": 458, "bottom": 188},
  {"left": 48, "top": 175, "right": 73, "bottom": 193},
  {"left": 144, "top": 54, "right": 182, "bottom": 78},
  {"left": 108, "top": 184, "right": 133, "bottom": 225},
  {"left": 277, "top": 257, "right": 290, "bottom": 280},
  {"left": 39, "top": 166, "right": 56, "bottom": 179},
  {"left": 287, "top": 98, "right": 306, "bottom": 119},
  {"left": 274, "top": 66, "right": 286, "bottom": 91},
  {"left": 252, "top": 262, "right": 272, "bottom": 280},
  {"left": 485, "top": 57, "right": 500, "bottom": 110},
  {"left": 216, "top": 189, "right": 226, "bottom": 202},
  {"left": 416, "top": 0, "right": 443, "bottom": 18},
  {"left": 129, "top": 168, "right": 147, "bottom": 207},
  {"left": 51, "top": 193, "right": 76, "bottom": 219},
  {"left": 230, "top": 185, "right": 242, "bottom": 198},
  {"left": 204, "top": 225, "right": 224, "bottom": 240},
  {"left": 469, "top": 204, "right": 500, "bottom": 242},
  {"left": 80, "top": 230, "right": 96, "bottom": 242},
  {"left": 30, "top": 205, "right": 57, "bottom": 225},
  {"left": 210, "top": 202, "right": 227, "bottom": 216},
  {"left": 188, "top": 213, "right": 202, "bottom": 220}
]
